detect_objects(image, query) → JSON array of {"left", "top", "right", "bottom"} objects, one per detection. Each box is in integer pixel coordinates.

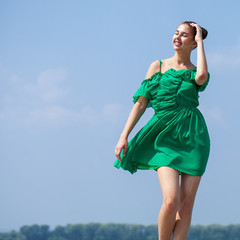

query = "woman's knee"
[{"left": 163, "top": 196, "right": 180, "bottom": 213}]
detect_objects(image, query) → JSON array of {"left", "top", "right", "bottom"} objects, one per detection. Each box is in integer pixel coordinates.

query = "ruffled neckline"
[
  {"left": 143, "top": 67, "right": 196, "bottom": 82},
  {"left": 164, "top": 67, "right": 197, "bottom": 74}
]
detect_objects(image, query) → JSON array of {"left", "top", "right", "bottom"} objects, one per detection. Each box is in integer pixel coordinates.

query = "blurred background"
[{"left": 0, "top": 0, "right": 239, "bottom": 232}]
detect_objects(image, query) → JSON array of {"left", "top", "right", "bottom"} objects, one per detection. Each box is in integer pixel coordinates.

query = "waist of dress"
[
  {"left": 153, "top": 103, "right": 198, "bottom": 111},
  {"left": 153, "top": 104, "right": 201, "bottom": 117}
]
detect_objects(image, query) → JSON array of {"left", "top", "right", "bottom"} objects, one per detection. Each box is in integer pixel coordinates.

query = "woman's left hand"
[{"left": 190, "top": 23, "right": 203, "bottom": 43}]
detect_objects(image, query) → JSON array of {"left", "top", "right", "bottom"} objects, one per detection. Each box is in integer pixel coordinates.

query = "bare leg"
[
  {"left": 157, "top": 167, "right": 180, "bottom": 240},
  {"left": 172, "top": 173, "right": 201, "bottom": 240}
]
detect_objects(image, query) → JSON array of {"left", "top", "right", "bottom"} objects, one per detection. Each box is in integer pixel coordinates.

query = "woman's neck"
[{"left": 171, "top": 51, "right": 192, "bottom": 66}]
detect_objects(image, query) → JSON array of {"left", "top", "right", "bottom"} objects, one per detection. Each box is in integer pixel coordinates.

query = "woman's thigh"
[
  {"left": 179, "top": 173, "right": 201, "bottom": 211},
  {"left": 180, "top": 173, "right": 201, "bottom": 199},
  {"left": 157, "top": 167, "right": 180, "bottom": 201}
]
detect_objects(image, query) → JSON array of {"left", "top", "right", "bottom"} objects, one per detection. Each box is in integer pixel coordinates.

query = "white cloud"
[
  {"left": 27, "top": 105, "right": 99, "bottom": 126},
  {"left": 27, "top": 105, "right": 80, "bottom": 126},
  {"left": 26, "top": 103, "right": 129, "bottom": 127},
  {"left": 0, "top": 63, "right": 130, "bottom": 127},
  {"left": 24, "top": 69, "right": 67, "bottom": 101}
]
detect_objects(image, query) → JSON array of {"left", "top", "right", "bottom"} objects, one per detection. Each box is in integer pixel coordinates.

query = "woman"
[{"left": 114, "top": 21, "right": 210, "bottom": 240}]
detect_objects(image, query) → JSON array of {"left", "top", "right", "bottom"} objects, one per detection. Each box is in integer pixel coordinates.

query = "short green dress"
[{"left": 114, "top": 60, "right": 210, "bottom": 176}]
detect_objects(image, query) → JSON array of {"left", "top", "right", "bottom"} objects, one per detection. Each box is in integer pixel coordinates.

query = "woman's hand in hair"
[{"left": 190, "top": 23, "right": 203, "bottom": 43}]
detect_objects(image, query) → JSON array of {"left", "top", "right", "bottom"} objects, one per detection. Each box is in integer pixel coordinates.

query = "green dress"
[{"left": 114, "top": 60, "right": 210, "bottom": 176}]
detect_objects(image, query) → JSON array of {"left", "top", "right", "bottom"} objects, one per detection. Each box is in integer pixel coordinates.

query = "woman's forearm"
[
  {"left": 195, "top": 41, "right": 208, "bottom": 84},
  {"left": 190, "top": 22, "right": 209, "bottom": 85},
  {"left": 120, "top": 102, "right": 147, "bottom": 139},
  {"left": 196, "top": 41, "right": 208, "bottom": 72}
]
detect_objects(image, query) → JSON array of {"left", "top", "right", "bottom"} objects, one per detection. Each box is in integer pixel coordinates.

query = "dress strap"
[{"left": 158, "top": 59, "right": 162, "bottom": 73}]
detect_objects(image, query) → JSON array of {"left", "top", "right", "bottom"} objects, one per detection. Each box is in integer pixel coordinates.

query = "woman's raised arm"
[{"left": 190, "top": 23, "right": 209, "bottom": 85}]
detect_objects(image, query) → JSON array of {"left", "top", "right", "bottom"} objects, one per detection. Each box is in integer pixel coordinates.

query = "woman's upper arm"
[
  {"left": 135, "top": 96, "right": 150, "bottom": 110},
  {"left": 195, "top": 72, "right": 210, "bottom": 92},
  {"left": 195, "top": 72, "right": 209, "bottom": 86}
]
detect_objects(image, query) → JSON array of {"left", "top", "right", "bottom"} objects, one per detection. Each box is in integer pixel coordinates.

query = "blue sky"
[{"left": 1, "top": 0, "right": 240, "bottom": 231}]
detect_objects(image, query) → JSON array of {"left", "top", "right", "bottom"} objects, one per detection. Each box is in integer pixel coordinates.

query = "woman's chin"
[{"left": 173, "top": 45, "right": 181, "bottom": 51}]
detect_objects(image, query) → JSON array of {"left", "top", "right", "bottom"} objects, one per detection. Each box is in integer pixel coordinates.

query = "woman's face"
[{"left": 172, "top": 24, "right": 197, "bottom": 51}]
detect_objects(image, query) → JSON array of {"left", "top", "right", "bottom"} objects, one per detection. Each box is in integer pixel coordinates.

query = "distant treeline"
[{"left": 0, "top": 223, "right": 240, "bottom": 240}]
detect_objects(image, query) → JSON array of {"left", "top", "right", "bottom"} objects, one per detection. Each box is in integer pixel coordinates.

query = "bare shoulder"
[
  {"left": 160, "top": 58, "right": 172, "bottom": 73},
  {"left": 145, "top": 60, "right": 160, "bottom": 79}
]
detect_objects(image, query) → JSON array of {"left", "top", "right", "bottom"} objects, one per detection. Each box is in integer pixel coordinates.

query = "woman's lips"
[{"left": 174, "top": 40, "right": 182, "bottom": 47}]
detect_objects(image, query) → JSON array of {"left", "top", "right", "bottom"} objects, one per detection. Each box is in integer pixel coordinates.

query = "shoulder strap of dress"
[{"left": 158, "top": 60, "right": 162, "bottom": 73}]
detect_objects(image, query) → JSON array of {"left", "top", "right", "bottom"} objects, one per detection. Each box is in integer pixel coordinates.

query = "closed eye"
[{"left": 175, "top": 30, "right": 189, "bottom": 37}]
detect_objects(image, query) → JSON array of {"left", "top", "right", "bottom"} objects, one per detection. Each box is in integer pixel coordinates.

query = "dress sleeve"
[
  {"left": 133, "top": 79, "right": 152, "bottom": 108},
  {"left": 192, "top": 71, "right": 210, "bottom": 92}
]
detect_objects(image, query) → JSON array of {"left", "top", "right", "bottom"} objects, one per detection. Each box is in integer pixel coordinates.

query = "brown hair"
[{"left": 180, "top": 21, "right": 208, "bottom": 40}]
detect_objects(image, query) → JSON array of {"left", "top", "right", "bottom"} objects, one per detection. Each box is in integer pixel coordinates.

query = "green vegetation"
[{"left": 0, "top": 223, "right": 240, "bottom": 240}]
